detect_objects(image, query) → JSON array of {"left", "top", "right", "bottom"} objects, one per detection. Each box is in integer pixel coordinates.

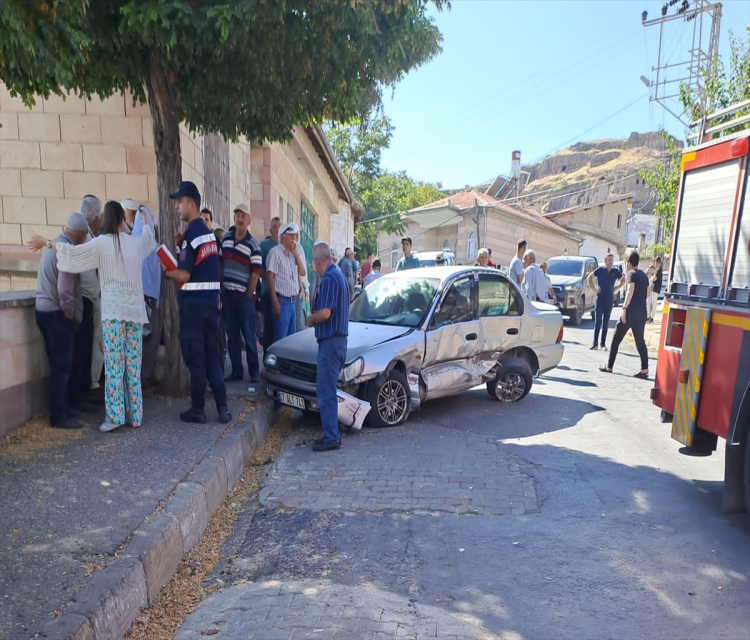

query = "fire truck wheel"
[{"left": 659, "top": 410, "right": 674, "bottom": 424}]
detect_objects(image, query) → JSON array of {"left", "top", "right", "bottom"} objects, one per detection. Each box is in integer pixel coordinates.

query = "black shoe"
[
  {"left": 217, "top": 407, "right": 232, "bottom": 424},
  {"left": 312, "top": 438, "right": 342, "bottom": 452},
  {"left": 51, "top": 417, "right": 85, "bottom": 429},
  {"left": 180, "top": 408, "right": 207, "bottom": 424},
  {"left": 589, "top": 344, "right": 598, "bottom": 350},
  {"left": 224, "top": 373, "right": 243, "bottom": 382}
]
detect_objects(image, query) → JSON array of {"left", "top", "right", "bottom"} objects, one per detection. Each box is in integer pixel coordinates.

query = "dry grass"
[
  {"left": 124, "top": 411, "right": 294, "bottom": 640},
  {"left": 0, "top": 416, "right": 86, "bottom": 461}
]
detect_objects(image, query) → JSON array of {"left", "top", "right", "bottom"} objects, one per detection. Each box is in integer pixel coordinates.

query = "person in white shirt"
[
  {"left": 522, "top": 250, "right": 549, "bottom": 302},
  {"left": 266, "top": 222, "right": 305, "bottom": 342},
  {"left": 28, "top": 201, "right": 156, "bottom": 432},
  {"left": 363, "top": 259, "right": 382, "bottom": 287},
  {"left": 509, "top": 239, "right": 527, "bottom": 285}
]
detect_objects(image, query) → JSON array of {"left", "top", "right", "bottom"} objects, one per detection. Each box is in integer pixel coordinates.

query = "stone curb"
[{"left": 40, "top": 398, "right": 276, "bottom": 640}]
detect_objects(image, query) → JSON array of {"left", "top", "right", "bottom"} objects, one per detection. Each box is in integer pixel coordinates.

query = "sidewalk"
[{"left": 0, "top": 379, "right": 275, "bottom": 640}]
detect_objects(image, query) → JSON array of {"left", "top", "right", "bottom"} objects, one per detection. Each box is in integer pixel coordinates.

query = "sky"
[{"left": 380, "top": 0, "right": 750, "bottom": 189}]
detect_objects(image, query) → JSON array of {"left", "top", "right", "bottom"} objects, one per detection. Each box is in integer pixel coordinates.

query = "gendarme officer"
[{"left": 164, "top": 181, "right": 231, "bottom": 424}]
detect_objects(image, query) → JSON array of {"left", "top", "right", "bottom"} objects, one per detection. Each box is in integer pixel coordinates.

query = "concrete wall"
[{"left": 0, "top": 291, "right": 46, "bottom": 436}]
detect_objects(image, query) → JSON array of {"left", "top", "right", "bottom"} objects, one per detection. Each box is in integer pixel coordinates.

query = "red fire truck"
[{"left": 652, "top": 100, "right": 750, "bottom": 515}]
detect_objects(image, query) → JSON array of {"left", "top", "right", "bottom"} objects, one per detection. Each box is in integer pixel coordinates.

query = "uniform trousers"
[{"left": 179, "top": 297, "right": 227, "bottom": 411}]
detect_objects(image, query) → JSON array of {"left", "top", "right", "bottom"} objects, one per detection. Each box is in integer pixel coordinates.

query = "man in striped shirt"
[
  {"left": 266, "top": 222, "right": 306, "bottom": 342},
  {"left": 220, "top": 204, "right": 262, "bottom": 383},
  {"left": 306, "top": 242, "right": 350, "bottom": 451}
]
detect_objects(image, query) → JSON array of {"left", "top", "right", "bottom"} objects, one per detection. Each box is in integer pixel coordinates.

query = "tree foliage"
[
  {"left": 638, "top": 129, "right": 682, "bottom": 244},
  {"left": 325, "top": 115, "right": 443, "bottom": 258},
  {"left": 0, "top": 0, "right": 444, "bottom": 394}
]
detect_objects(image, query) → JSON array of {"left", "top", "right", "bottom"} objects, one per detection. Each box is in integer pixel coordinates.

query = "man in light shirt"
[
  {"left": 509, "top": 239, "right": 527, "bottom": 286},
  {"left": 266, "top": 222, "right": 306, "bottom": 342},
  {"left": 363, "top": 259, "right": 382, "bottom": 287},
  {"left": 522, "top": 250, "right": 549, "bottom": 302}
]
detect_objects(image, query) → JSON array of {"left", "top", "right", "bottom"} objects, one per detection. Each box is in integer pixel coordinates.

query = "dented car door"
[{"left": 421, "top": 275, "right": 482, "bottom": 399}]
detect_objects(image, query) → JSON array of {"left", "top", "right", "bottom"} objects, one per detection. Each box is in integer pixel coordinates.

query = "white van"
[{"left": 415, "top": 250, "right": 456, "bottom": 267}]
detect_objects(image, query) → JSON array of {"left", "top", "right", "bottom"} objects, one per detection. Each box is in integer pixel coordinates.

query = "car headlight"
[
  {"left": 264, "top": 353, "right": 277, "bottom": 368},
  {"left": 564, "top": 284, "right": 580, "bottom": 291},
  {"left": 342, "top": 357, "right": 364, "bottom": 382}
]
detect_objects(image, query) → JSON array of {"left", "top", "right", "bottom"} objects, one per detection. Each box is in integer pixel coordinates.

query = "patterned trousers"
[{"left": 102, "top": 319, "right": 143, "bottom": 426}]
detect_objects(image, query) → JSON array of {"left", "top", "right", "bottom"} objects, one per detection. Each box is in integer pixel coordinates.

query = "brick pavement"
[
  {"left": 174, "top": 580, "right": 502, "bottom": 639},
  {"left": 258, "top": 423, "right": 539, "bottom": 516}
]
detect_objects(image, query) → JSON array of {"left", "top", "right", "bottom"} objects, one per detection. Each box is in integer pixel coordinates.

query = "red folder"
[{"left": 157, "top": 244, "right": 177, "bottom": 271}]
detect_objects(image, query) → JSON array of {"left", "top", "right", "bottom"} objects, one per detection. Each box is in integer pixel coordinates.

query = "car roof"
[
  {"left": 547, "top": 255, "right": 595, "bottom": 261},
  {"left": 381, "top": 265, "right": 501, "bottom": 282}
]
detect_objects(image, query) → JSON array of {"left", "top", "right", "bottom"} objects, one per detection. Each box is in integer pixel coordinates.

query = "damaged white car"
[{"left": 263, "top": 266, "right": 564, "bottom": 427}]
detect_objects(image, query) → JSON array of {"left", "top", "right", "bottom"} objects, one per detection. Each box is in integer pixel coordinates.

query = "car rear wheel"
[
  {"left": 486, "top": 357, "right": 533, "bottom": 403},
  {"left": 365, "top": 369, "right": 410, "bottom": 428}
]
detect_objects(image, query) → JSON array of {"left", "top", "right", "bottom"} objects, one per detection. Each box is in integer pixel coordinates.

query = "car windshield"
[
  {"left": 350, "top": 276, "right": 440, "bottom": 327},
  {"left": 546, "top": 260, "right": 584, "bottom": 277}
]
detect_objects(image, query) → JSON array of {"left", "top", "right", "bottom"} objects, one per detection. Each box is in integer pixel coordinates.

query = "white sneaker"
[{"left": 99, "top": 422, "right": 120, "bottom": 432}]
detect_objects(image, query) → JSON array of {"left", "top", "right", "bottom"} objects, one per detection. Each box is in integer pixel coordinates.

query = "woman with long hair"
[{"left": 27, "top": 201, "right": 156, "bottom": 432}]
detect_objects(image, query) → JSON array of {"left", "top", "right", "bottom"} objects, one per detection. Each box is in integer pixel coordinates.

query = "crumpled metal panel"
[{"left": 421, "top": 357, "right": 497, "bottom": 398}]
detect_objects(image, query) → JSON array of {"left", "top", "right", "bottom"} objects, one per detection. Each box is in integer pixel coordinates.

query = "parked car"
[
  {"left": 613, "top": 261, "right": 625, "bottom": 306},
  {"left": 415, "top": 250, "right": 456, "bottom": 267},
  {"left": 263, "top": 266, "right": 564, "bottom": 427},
  {"left": 546, "top": 255, "right": 598, "bottom": 325}
]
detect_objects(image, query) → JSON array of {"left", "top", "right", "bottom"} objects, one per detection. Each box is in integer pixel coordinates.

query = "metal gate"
[{"left": 300, "top": 199, "right": 315, "bottom": 267}]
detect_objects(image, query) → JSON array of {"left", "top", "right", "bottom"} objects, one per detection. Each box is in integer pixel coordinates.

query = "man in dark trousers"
[
  {"left": 306, "top": 242, "right": 350, "bottom": 452},
  {"left": 599, "top": 251, "right": 650, "bottom": 378},
  {"left": 164, "top": 181, "right": 231, "bottom": 424},
  {"left": 587, "top": 253, "right": 624, "bottom": 350}
]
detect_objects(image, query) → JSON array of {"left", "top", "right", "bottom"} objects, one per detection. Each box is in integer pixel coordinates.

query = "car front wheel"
[
  {"left": 366, "top": 369, "right": 410, "bottom": 427},
  {"left": 487, "top": 357, "right": 533, "bottom": 402}
]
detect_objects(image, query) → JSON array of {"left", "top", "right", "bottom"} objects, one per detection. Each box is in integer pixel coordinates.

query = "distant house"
[
  {"left": 542, "top": 181, "right": 630, "bottom": 261},
  {"left": 378, "top": 189, "right": 582, "bottom": 273}
]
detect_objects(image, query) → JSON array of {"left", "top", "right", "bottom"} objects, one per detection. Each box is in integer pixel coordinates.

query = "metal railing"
[{"left": 687, "top": 99, "right": 750, "bottom": 144}]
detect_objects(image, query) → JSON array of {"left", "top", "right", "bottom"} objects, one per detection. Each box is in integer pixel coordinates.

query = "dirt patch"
[
  {"left": 124, "top": 410, "right": 294, "bottom": 640},
  {"left": 0, "top": 417, "right": 85, "bottom": 461}
]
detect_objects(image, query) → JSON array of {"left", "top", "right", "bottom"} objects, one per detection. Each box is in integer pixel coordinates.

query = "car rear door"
[
  {"left": 422, "top": 274, "right": 482, "bottom": 398},
  {"left": 477, "top": 272, "right": 523, "bottom": 352}
]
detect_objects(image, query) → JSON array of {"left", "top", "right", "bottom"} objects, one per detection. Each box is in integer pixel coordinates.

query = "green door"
[{"left": 299, "top": 199, "right": 315, "bottom": 267}]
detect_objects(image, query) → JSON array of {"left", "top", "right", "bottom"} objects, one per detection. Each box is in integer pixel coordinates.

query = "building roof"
[{"left": 408, "top": 189, "right": 580, "bottom": 239}]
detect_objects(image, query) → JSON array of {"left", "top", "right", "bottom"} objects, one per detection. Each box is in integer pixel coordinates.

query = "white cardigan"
[{"left": 57, "top": 226, "right": 156, "bottom": 324}]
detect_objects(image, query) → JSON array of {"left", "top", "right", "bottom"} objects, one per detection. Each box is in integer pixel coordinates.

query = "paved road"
[{"left": 176, "top": 311, "right": 750, "bottom": 640}]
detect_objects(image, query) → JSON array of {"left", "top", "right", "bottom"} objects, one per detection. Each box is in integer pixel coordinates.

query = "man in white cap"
[
  {"left": 292, "top": 229, "right": 310, "bottom": 333},
  {"left": 220, "top": 204, "right": 262, "bottom": 383},
  {"left": 266, "top": 221, "right": 305, "bottom": 342},
  {"left": 122, "top": 198, "right": 162, "bottom": 385},
  {"left": 32, "top": 213, "right": 89, "bottom": 429}
]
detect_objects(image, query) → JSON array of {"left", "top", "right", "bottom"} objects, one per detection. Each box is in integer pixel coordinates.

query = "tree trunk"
[{"left": 144, "top": 48, "right": 190, "bottom": 396}]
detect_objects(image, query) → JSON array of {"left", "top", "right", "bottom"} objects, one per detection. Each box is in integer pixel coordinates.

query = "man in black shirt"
[
  {"left": 599, "top": 251, "right": 650, "bottom": 378},
  {"left": 648, "top": 256, "right": 663, "bottom": 322}
]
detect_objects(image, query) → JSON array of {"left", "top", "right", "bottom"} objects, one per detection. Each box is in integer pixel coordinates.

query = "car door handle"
[
  {"left": 506, "top": 328, "right": 519, "bottom": 335},
  {"left": 466, "top": 333, "right": 478, "bottom": 341}
]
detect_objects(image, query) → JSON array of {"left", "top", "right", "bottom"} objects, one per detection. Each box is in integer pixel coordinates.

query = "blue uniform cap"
[{"left": 169, "top": 181, "right": 201, "bottom": 206}]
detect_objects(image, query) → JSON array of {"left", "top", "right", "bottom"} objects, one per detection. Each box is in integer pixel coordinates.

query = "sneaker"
[
  {"left": 99, "top": 422, "right": 121, "bottom": 432},
  {"left": 51, "top": 417, "right": 84, "bottom": 429},
  {"left": 180, "top": 408, "right": 207, "bottom": 424},
  {"left": 312, "top": 438, "right": 342, "bottom": 452},
  {"left": 217, "top": 407, "right": 232, "bottom": 424},
  {"left": 589, "top": 344, "right": 598, "bottom": 350},
  {"left": 600, "top": 344, "right": 608, "bottom": 351}
]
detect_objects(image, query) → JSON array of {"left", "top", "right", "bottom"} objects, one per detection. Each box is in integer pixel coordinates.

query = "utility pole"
[{"left": 641, "top": 0, "right": 722, "bottom": 125}]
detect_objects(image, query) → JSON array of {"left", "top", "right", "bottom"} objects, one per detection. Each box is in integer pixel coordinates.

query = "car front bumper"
[{"left": 264, "top": 370, "right": 320, "bottom": 411}]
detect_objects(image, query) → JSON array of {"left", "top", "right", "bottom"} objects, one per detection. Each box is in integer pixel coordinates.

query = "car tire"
[
  {"left": 487, "top": 357, "right": 533, "bottom": 403},
  {"left": 365, "top": 369, "right": 411, "bottom": 428},
  {"left": 569, "top": 298, "right": 583, "bottom": 326}
]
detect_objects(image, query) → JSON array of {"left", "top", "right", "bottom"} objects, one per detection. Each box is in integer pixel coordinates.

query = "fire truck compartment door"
[
  {"left": 672, "top": 159, "right": 741, "bottom": 288},
  {"left": 672, "top": 307, "right": 711, "bottom": 447}
]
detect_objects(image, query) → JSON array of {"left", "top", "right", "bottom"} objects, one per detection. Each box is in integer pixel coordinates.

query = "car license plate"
[{"left": 278, "top": 391, "right": 305, "bottom": 409}]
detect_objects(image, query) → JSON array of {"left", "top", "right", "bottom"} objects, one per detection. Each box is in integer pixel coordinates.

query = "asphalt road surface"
[{"left": 177, "top": 311, "right": 750, "bottom": 640}]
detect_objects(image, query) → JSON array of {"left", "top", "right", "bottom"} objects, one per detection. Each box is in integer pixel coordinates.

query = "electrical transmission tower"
[{"left": 641, "top": 0, "right": 722, "bottom": 125}]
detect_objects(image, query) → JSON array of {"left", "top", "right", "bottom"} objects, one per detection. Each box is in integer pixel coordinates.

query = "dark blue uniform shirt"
[
  {"left": 178, "top": 218, "right": 221, "bottom": 306},
  {"left": 314, "top": 262, "right": 349, "bottom": 341},
  {"left": 593, "top": 266, "right": 622, "bottom": 302}
]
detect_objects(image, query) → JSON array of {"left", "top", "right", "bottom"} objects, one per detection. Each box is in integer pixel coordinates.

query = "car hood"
[
  {"left": 548, "top": 275, "right": 582, "bottom": 287},
  {"left": 267, "top": 323, "right": 413, "bottom": 364}
]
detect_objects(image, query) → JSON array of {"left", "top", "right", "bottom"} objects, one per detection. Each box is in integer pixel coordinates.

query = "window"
[
  {"left": 287, "top": 202, "right": 294, "bottom": 223},
  {"left": 390, "top": 244, "right": 398, "bottom": 270},
  {"left": 467, "top": 232, "right": 476, "bottom": 261},
  {"left": 350, "top": 277, "right": 440, "bottom": 328},
  {"left": 617, "top": 214, "right": 622, "bottom": 229},
  {"left": 478, "top": 273, "right": 521, "bottom": 317},
  {"left": 433, "top": 277, "right": 473, "bottom": 327}
]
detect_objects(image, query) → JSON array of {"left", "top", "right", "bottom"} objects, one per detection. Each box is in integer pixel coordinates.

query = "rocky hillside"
[{"left": 522, "top": 132, "right": 683, "bottom": 214}]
